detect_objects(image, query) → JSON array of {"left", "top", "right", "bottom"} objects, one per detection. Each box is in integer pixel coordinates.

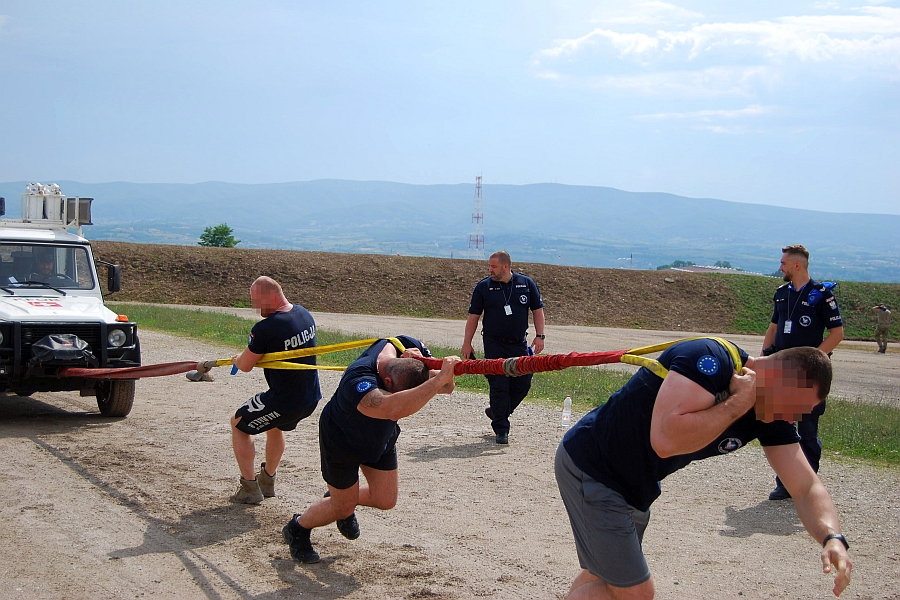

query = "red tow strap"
[
  {"left": 56, "top": 351, "right": 632, "bottom": 381},
  {"left": 416, "top": 350, "right": 630, "bottom": 376},
  {"left": 58, "top": 361, "right": 201, "bottom": 380}
]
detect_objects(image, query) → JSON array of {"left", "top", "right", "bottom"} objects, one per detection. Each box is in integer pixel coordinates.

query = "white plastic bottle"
[{"left": 559, "top": 395, "right": 573, "bottom": 429}]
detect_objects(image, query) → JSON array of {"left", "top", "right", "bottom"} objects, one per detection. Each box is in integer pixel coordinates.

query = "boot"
[
  {"left": 229, "top": 477, "right": 264, "bottom": 504},
  {"left": 258, "top": 462, "right": 276, "bottom": 498}
]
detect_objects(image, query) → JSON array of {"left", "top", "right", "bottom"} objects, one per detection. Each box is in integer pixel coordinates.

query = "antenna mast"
[{"left": 468, "top": 175, "right": 484, "bottom": 260}]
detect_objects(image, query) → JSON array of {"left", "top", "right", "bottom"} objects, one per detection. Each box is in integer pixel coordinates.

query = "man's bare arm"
[
  {"left": 357, "top": 357, "right": 460, "bottom": 421},
  {"left": 819, "top": 326, "right": 844, "bottom": 355},
  {"left": 765, "top": 444, "right": 852, "bottom": 596},
  {"left": 461, "top": 314, "right": 481, "bottom": 358},
  {"left": 232, "top": 347, "right": 262, "bottom": 372},
  {"left": 761, "top": 323, "right": 778, "bottom": 355},
  {"left": 650, "top": 369, "right": 756, "bottom": 458}
]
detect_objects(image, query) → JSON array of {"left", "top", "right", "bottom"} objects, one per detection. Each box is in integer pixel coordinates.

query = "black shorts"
[
  {"left": 234, "top": 391, "right": 317, "bottom": 434},
  {"left": 319, "top": 419, "right": 399, "bottom": 489}
]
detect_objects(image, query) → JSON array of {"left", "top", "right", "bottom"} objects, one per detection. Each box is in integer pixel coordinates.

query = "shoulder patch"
[
  {"left": 697, "top": 355, "right": 719, "bottom": 375},
  {"left": 356, "top": 380, "right": 374, "bottom": 394},
  {"left": 807, "top": 287, "right": 823, "bottom": 306}
]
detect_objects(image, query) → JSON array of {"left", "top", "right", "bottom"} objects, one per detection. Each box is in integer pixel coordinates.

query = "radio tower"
[{"left": 468, "top": 175, "right": 485, "bottom": 260}]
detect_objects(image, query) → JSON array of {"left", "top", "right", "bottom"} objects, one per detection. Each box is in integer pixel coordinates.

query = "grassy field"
[
  {"left": 715, "top": 273, "right": 900, "bottom": 339},
  {"left": 109, "top": 303, "right": 900, "bottom": 466}
]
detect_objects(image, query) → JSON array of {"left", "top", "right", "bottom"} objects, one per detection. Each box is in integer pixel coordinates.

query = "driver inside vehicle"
[{"left": 29, "top": 247, "right": 61, "bottom": 282}]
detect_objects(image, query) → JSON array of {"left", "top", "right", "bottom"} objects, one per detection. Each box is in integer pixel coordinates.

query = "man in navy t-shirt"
[
  {"left": 461, "top": 250, "right": 545, "bottom": 444},
  {"left": 556, "top": 339, "right": 853, "bottom": 598},
  {"left": 229, "top": 277, "right": 321, "bottom": 504},
  {"left": 282, "top": 336, "right": 460, "bottom": 564},
  {"left": 762, "top": 244, "right": 843, "bottom": 501}
]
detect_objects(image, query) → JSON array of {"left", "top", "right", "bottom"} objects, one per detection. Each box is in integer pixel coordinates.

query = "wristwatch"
[
  {"left": 822, "top": 533, "right": 849, "bottom": 549},
  {"left": 535, "top": 334, "right": 545, "bottom": 339}
]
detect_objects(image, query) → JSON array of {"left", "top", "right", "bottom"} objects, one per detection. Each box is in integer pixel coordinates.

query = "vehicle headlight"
[{"left": 108, "top": 329, "right": 127, "bottom": 348}]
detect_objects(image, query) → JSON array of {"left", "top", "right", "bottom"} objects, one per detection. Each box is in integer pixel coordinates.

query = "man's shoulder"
[
  {"left": 472, "top": 276, "right": 492, "bottom": 290},
  {"left": 514, "top": 271, "right": 537, "bottom": 282}
]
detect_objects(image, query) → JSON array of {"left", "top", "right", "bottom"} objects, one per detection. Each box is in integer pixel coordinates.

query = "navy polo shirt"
[
  {"left": 247, "top": 305, "right": 321, "bottom": 407},
  {"left": 319, "top": 336, "right": 431, "bottom": 463},
  {"left": 771, "top": 280, "right": 843, "bottom": 351},
  {"left": 468, "top": 272, "right": 543, "bottom": 341},
  {"left": 562, "top": 339, "right": 798, "bottom": 512}
]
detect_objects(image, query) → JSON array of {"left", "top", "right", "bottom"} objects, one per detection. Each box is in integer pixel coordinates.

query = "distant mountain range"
[{"left": 1, "top": 179, "right": 897, "bottom": 282}]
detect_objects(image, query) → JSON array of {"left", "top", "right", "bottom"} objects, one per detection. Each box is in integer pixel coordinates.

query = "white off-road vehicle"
[{"left": 0, "top": 183, "right": 140, "bottom": 416}]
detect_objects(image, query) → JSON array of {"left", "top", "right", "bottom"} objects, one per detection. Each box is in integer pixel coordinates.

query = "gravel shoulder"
[{"left": 0, "top": 320, "right": 898, "bottom": 599}]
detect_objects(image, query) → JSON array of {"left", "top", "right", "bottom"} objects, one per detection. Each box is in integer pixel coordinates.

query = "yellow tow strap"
[
  {"left": 224, "top": 337, "right": 410, "bottom": 372},
  {"left": 620, "top": 336, "right": 744, "bottom": 378},
  {"left": 221, "top": 334, "right": 741, "bottom": 377}
]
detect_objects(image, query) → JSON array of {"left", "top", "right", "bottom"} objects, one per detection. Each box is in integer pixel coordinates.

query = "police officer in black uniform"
[
  {"left": 461, "top": 250, "right": 545, "bottom": 444},
  {"left": 230, "top": 276, "right": 321, "bottom": 504},
  {"left": 555, "top": 339, "right": 852, "bottom": 598},
  {"left": 281, "top": 336, "right": 459, "bottom": 563},
  {"left": 761, "top": 244, "right": 844, "bottom": 501}
]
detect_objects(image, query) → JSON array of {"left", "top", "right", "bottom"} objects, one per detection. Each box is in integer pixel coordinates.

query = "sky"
[{"left": 0, "top": 1, "right": 898, "bottom": 215}]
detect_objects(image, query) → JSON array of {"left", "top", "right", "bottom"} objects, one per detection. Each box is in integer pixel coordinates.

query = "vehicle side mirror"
[{"left": 107, "top": 264, "right": 121, "bottom": 293}]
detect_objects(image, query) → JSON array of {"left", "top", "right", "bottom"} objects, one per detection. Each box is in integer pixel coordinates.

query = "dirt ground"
[{"left": 1, "top": 321, "right": 899, "bottom": 599}]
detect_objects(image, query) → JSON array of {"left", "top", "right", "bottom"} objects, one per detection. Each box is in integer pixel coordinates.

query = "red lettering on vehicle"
[{"left": 27, "top": 301, "right": 63, "bottom": 307}]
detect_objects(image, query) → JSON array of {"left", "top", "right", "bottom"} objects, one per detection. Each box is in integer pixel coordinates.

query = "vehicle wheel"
[{"left": 96, "top": 380, "right": 135, "bottom": 417}]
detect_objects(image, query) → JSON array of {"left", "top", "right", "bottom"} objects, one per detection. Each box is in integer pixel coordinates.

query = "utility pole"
[{"left": 468, "top": 175, "right": 484, "bottom": 260}]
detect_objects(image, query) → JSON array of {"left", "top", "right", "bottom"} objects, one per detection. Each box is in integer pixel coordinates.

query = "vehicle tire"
[{"left": 96, "top": 380, "right": 135, "bottom": 417}]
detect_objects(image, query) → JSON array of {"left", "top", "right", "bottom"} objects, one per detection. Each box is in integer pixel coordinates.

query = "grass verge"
[
  {"left": 820, "top": 397, "right": 900, "bottom": 465},
  {"left": 109, "top": 303, "right": 900, "bottom": 466}
]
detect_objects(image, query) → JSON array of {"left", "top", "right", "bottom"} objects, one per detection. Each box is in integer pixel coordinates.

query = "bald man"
[{"left": 229, "top": 277, "right": 321, "bottom": 504}]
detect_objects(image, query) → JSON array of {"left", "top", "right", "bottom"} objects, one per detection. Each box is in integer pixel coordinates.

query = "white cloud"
[
  {"left": 537, "top": 6, "right": 900, "bottom": 66},
  {"left": 578, "top": 66, "right": 778, "bottom": 97},
  {"left": 633, "top": 104, "right": 770, "bottom": 120}
]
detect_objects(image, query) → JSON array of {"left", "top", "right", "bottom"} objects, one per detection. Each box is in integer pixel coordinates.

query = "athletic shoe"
[
  {"left": 229, "top": 477, "right": 263, "bottom": 504},
  {"left": 768, "top": 485, "right": 792, "bottom": 501},
  {"left": 495, "top": 432, "right": 509, "bottom": 445},
  {"left": 323, "top": 491, "right": 361, "bottom": 540},
  {"left": 282, "top": 514, "right": 320, "bottom": 563},
  {"left": 258, "top": 462, "right": 276, "bottom": 498}
]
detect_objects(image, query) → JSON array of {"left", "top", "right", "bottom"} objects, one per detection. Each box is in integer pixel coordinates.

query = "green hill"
[{"left": 93, "top": 241, "right": 899, "bottom": 342}]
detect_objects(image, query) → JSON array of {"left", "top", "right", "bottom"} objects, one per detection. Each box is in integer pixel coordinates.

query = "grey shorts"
[{"left": 554, "top": 444, "right": 652, "bottom": 588}]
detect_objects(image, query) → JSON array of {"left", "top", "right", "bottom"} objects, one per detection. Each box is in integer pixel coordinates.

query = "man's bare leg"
[
  {"left": 263, "top": 428, "right": 286, "bottom": 474},
  {"left": 569, "top": 569, "right": 655, "bottom": 600},
  {"left": 230, "top": 416, "right": 256, "bottom": 480},
  {"left": 357, "top": 465, "right": 398, "bottom": 510}
]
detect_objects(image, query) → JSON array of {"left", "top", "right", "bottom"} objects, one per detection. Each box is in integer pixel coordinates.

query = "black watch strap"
[
  {"left": 822, "top": 533, "right": 849, "bottom": 549},
  {"left": 535, "top": 334, "right": 545, "bottom": 339}
]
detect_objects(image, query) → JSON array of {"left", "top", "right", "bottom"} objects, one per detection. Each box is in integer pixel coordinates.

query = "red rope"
[
  {"left": 58, "top": 361, "right": 201, "bottom": 380},
  {"left": 56, "top": 350, "right": 633, "bottom": 381},
  {"left": 416, "top": 350, "right": 629, "bottom": 376}
]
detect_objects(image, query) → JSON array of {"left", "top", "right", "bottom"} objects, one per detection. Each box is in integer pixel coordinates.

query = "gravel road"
[{"left": 1, "top": 312, "right": 898, "bottom": 599}]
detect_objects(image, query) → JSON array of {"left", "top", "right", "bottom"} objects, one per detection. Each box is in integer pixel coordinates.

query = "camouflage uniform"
[{"left": 874, "top": 306, "right": 892, "bottom": 353}]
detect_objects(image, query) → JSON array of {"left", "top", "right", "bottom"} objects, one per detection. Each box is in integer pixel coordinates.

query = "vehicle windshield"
[{"left": 0, "top": 244, "right": 95, "bottom": 290}]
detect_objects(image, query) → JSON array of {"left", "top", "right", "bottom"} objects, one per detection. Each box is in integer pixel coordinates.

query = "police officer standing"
[
  {"left": 461, "top": 250, "right": 545, "bottom": 444},
  {"left": 761, "top": 244, "right": 843, "bottom": 501}
]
